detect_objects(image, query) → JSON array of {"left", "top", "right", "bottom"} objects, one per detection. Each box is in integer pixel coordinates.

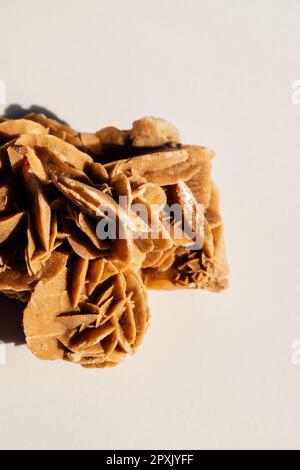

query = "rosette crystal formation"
[{"left": 0, "top": 113, "right": 228, "bottom": 368}]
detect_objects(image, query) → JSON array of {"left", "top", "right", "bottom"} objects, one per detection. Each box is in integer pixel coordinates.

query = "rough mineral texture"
[{"left": 0, "top": 114, "right": 228, "bottom": 368}]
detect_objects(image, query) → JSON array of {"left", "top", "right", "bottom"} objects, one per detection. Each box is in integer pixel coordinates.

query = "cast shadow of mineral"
[
  {"left": 0, "top": 294, "right": 25, "bottom": 345},
  {"left": 4, "top": 103, "right": 68, "bottom": 124}
]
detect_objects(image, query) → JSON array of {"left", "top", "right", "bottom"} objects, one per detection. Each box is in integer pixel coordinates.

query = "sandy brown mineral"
[{"left": 0, "top": 113, "right": 228, "bottom": 368}]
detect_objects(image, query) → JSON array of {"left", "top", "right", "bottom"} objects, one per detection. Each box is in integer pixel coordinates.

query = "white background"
[{"left": 0, "top": 0, "right": 300, "bottom": 450}]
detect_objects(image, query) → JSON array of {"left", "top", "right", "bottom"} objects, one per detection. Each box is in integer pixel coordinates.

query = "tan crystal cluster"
[{"left": 0, "top": 113, "right": 228, "bottom": 368}]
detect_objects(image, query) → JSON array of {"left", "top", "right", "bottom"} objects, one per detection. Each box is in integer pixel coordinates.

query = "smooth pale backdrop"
[{"left": 0, "top": 0, "right": 299, "bottom": 450}]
